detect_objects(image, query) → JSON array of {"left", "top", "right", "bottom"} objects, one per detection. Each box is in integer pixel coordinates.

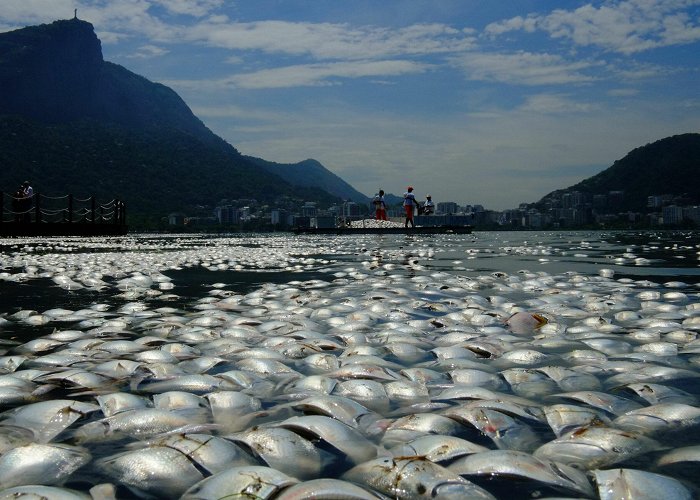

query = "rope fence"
[{"left": 0, "top": 192, "right": 126, "bottom": 225}]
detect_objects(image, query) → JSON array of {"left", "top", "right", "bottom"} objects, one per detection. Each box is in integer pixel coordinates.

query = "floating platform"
[
  {"left": 294, "top": 225, "right": 472, "bottom": 235},
  {"left": 0, "top": 222, "right": 128, "bottom": 237}
]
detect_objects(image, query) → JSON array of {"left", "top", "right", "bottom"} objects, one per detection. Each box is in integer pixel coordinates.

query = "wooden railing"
[{"left": 0, "top": 192, "right": 125, "bottom": 226}]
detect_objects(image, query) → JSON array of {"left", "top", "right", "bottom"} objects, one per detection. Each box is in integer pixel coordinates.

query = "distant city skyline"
[{"left": 1, "top": 1, "right": 699, "bottom": 209}]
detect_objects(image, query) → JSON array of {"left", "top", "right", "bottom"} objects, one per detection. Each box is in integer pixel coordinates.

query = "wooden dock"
[
  {"left": 294, "top": 224, "right": 472, "bottom": 235},
  {"left": 0, "top": 192, "right": 127, "bottom": 236}
]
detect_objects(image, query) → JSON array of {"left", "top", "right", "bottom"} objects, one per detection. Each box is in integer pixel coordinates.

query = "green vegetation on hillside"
[
  {"left": 538, "top": 133, "right": 700, "bottom": 212},
  {"left": 0, "top": 116, "right": 340, "bottom": 215}
]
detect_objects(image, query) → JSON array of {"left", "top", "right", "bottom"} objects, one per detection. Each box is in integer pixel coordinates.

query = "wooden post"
[
  {"left": 68, "top": 194, "right": 73, "bottom": 223},
  {"left": 91, "top": 197, "right": 96, "bottom": 223}
]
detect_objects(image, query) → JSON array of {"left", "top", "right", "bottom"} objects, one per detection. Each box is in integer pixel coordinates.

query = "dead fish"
[
  {"left": 275, "top": 415, "right": 378, "bottom": 465},
  {"left": 284, "top": 375, "right": 337, "bottom": 396},
  {"left": 288, "top": 395, "right": 375, "bottom": 430},
  {"left": 536, "top": 366, "right": 602, "bottom": 392},
  {"left": 543, "top": 404, "right": 612, "bottom": 437},
  {"left": 656, "top": 444, "right": 700, "bottom": 482},
  {"left": 0, "top": 442, "right": 91, "bottom": 489},
  {"left": 442, "top": 405, "right": 542, "bottom": 452},
  {"left": 389, "top": 434, "right": 489, "bottom": 463},
  {"left": 342, "top": 456, "right": 496, "bottom": 500},
  {"left": 274, "top": 478, "right": 379, "bottom": 500},
  {"left": 1, "top": 399, "right": 100, "bottom": 443},
  {"left": 449, "top": 369, "right": 507, "bottom": 390},
  {"left": 230, "top": 426, "right": 322, "bottom": 480},
  {"left": 501, "top": 368, "right": 560, "bottom": 398},
  {"left": 381, "top": 413, "right": 466, "bottom": 448},
  {"left": 505, "top": 311, "right": 548, "bottom": 334},
  {"left": 593, "top": 468, "right": 694, "bottom": 500},
  {"left": 613, "top": 403, "right": 700, "bottom": 435},
  {"left": 180, "top": 466, "right": 298, "bottom": 499},
  {"left": 95, "top": 392, "right": 152, "bottom": 417},
  {"left": 73, "top": 408, "right": 207, "bottom": 442},
  {"left": 0, "top": 485, "right": 92, "bottom": 499},
  {"left": 605, "top": 365, "right": 700, "bottom": 387},
  {"left": 331, "top": 364, "right": 399, "bottom": 381},
  {"left": 448, "top": 449, "right": 594, "bottom": 498},
  {"left": 533, "top": 425, "right": 662, "bottom": 469},
  {"left": 135, "top": 374, "right": 237, "bottom": 394},
  {"left": 612, "top": 382, "right": 697, "bottom": 406},
  {"left": 550, "top": 390, "right": 642, "bottom": 417},
  {"left": 96, "top": 445, "right": 207, "bottom": 497}
]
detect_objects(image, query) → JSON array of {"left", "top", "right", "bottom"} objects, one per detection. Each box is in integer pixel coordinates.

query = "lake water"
[{"left": 0, "top": 230, "right": 699, "bottom": 498}]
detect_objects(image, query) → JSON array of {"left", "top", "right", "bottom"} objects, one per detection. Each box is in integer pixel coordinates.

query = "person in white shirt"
[
  {"left": 403, "top": 186, "right": 416, "bottom": 228},
  {"left": 423, "top": 194, "right": 435, "bottom": 215},
  {"left": 373, "top": 189, "right": 388, "bottom": 221}
]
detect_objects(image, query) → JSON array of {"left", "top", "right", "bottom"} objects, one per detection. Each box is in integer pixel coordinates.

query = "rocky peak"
[{"left": 0, "top": 19, "right": 104, "bottom": 123}]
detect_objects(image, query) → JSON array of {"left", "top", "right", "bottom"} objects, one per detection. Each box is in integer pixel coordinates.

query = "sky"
[{"left": 1, "top": 1, "right": 699, "bottom": 209}]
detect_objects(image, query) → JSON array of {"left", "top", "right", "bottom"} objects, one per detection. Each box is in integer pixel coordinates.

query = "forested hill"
[
  {"left": 538, "top": 133, "right": 700, "bottom": 211},
  {"left": 0, "top": 19, "right": 365, "bottom": 215}
]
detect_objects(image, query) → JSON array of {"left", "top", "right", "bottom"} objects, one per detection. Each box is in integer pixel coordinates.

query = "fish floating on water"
[{"left": 0, "top": 232, "right": 698, "bottom": 498}]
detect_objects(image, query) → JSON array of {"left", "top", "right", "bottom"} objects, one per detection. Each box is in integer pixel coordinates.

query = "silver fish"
[
  {"left": 534, "top": 425, "right": 661, "bottom": 469},
  {"left": 273, "top": 478, "right": 380, "bottom": 500},
  {"left": 543, "top": 404, "right": 611, "bottom": 437},
  {"left": 0, "top": 485, "right": 92, "bottom": 499},
  {"left": 231, "top": 426, "right": 322, "bottom": 479},
  {"left": 180, "top": 466, "right": 298, "bottom": 499},
  {"left": 342, "top": 456, "right": 496, "bottom": 500},
  {"left": 613, "top": 403, "right": 700, "bottom": 435},
  {"left": 275, "top": 415, "right": 378, "bottom": 465},
  {"left": 389, "top": 434, "right": 489, "bottom": 463},
  {"left": 593, "top": 468, "right": 694, "bottom": 500},
  {"left": 442, "top": 405, "right": 542, "bottom": 452},
  {"left": 96, "top": 445, "right": 206, "bottom": 497},
  {"left": 0, "top": 442, "right": 90, "bottom": 489},
  {"left": 448, "top": 449, "right": 594, "bottom": 498},
  {"left": 73, "top": 408, "right": 206, "bottom": 442},
  {"left": 1, "top": 399, "right": 100, "bottom": 443}
]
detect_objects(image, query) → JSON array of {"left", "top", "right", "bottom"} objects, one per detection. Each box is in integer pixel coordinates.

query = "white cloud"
[
  {"left": 232, "top": 60, "right": 429, "bottom": 89},
  {"left": 165, "top": 60, "right": 428, "bottom": 90},
  {"left": 126, "top": 44, "right": 169, "bottom": 58},
  {"left": 151, "top": 0, "right": 223, "bottom": 18},
  {"left": 486, "top": 0, "right": 700, "bottom": 54},
  {"left": 450, "top": 51, "right": 599, "bottom": 85},
  {"left": 484, "top": 15, "right": 538, "bottom": 36},
  {"left": 178, "top": 20, "right": 476, "bottom": 61}
]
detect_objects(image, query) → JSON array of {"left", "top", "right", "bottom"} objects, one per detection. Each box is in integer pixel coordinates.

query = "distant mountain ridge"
[
  {"left": 538, "top": 133, "right": 700, "bottom": 212},
  {"left": 246, "top": 157, "right": 369, "bottom": 204},
  {"left": 0, "top": 19, "right": 369, "bottom": 215}
]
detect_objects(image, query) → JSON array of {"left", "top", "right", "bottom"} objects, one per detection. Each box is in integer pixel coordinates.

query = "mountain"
[
  {"left": 0, "top": 19, "right": 367, "bottom": 216},
  {"left": 537, "top": 133, "right": 700, "bottom": 212},
  {"left": 246, "top": 157, "right": 370, "bottom": 204}
]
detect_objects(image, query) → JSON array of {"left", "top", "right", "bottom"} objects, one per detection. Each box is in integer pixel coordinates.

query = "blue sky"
[{"left": 2, "top": 1, "right": 699, "bottom": 209}]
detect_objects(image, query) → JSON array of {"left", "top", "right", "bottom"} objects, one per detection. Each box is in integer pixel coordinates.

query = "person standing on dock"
[
  {"left": 373, "top": 189, "right": 388, "bottom": 221},
  {"left": 403, "top": 186, "right": 416, "bottom": 228}
]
